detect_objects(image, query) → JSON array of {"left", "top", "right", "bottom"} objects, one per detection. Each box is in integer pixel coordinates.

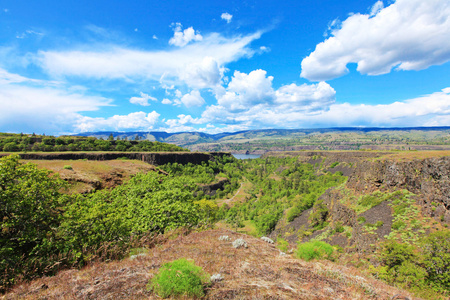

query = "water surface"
[{"left": 232, "top": 153, "right": 262, "bottom": 160}]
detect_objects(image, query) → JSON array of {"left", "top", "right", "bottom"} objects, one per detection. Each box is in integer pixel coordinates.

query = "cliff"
[
  {"left": 267, "top": 151, "right": 450, "bottom": 254},
  {"left": 0, "top": 152, "right": 231, "bottom": 166}
]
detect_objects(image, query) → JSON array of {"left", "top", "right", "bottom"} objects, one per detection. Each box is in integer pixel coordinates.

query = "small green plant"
[
  {"left": 330, "top": 161, "right": 339, "bottom": 168},
  {"left": 149, "top": 258, "right": 209, "bottom": 298},
  {"left": 392, "top": 220, "right": 406, "bottom": 230},
  {"left": 333, "top": 222, "right": 345, "bottom": 233},
  {"left": 277, "top": 237, "right": 289, "bottom": 252},
  {"left": 357, "top": 216, "right": 366, "bottom": 224},
  {"left": 296, "top": 240, "right": 334, "bottom": 261},
  {"left": 63, "top": 165, "right": 73, "bottom": 170}
]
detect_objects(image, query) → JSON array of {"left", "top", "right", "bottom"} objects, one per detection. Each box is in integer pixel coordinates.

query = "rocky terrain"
[
  {"left": 267, "top": 151, "right": 450, "bottom": 254},
  {"left": 0, "top": 151, "right": 230, "bottom": 166},
  {"left": 2, "top": 229, "right": 414, "bottom": 300}
]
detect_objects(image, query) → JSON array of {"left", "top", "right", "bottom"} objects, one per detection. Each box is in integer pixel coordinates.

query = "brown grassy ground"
[
  {"left": 22, "top": 159, "right": 159, "bottom": 193},
  {"left": 2, "top": 229, "right": 414, "bottom": 300}
]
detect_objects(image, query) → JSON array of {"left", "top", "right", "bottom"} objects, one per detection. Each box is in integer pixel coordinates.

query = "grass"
[
  {"left": 21, "top": 159, "right": 158, "bottom": 194},
  {"left": 3, "top": 229, "right": 414, "bottom": 300}
]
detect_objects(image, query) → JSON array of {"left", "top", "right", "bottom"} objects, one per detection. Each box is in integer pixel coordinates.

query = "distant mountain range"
[{"left": 75, "top": 126, "right": 450, "bottom": 151}]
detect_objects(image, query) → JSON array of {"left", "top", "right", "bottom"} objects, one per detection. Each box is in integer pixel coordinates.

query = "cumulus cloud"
[
  {"left": 199, "top": 69, "right": 336, "bottom": 129},
  {"left": 301, "top": 0, "right": 450, "bottom": 81},
  {"left": 162, "top": 98, "right": 172, "bottom": 104},
  {"left": 201, "top": 86, "right": 450, "bottom": 130},
  {"left": 129, "top": 92, "right": 157, "bottom": 106},
  {"left": 275, "top": 82, "right": 336, "bottom": 112},
  {"left": 169, "top": 23, "right": 203, "bottom": 47},
  {"left": 180, "top": 90, "right": 205, "bottom": 108},
  {"left": 217, "top": 69, "right": 275, "bottom": 111},
  {"left": 178, "top": 56, "right": 222, "bottom": 88},
  {"left": 75, "top": 111, "right": 160, "bottom": 132},
  {"left": 221, "top": 13, "right": 233, "bottom": 23},
  {"left": 37, "top": 31, "right": 262, "bottom": 89}
]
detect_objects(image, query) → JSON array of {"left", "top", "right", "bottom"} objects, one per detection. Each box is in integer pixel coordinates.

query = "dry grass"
[
  {"left": 2, "top": 229, "right": 415, "bottom": 300},
  {"left": 216, "top": 179, "right": 253, "bottom": 207},
  {"left": 21, "top": 159, "right": 159, "bottom": 193},
  {"left": 374, "top": 150, "right": 450, "bottom": 162}
]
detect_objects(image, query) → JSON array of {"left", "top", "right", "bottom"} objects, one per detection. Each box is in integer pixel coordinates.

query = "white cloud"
[
  {"left": 16, "top": 29, "right": 44, "bottom": 39},
  {"left": 275, "top": 82, "right": 336, "bottom": 112},
  {"left": 180, "top": 90, "right": 205, "bottom": 108},
  {"left": 370, "top": 1, "right": 384, "bottom": 16},
  {"left": 200, "top": 69, "right": 337, "bottom": 129},
  {"left": 201, "top": 86, "right": 450, "bottom": 130},
  {"left": 0, "top": 68, "right": 33, "bottom": 84},
  {"left": 178, "top": 56, "right": 222, "bottom": 88},
  {"left": 129, "top": 92, "right": 157, "bottom": 106},
  {"left": 217, "top": 69, "right": 275, "bottom": 111},
  {"left": 301, "top": 0, "right": 450, "bottom": 81},
  {"left": 169, "top": 23, "right": 203, "bottom": 47},
  {"left": 162, "top": 98, "right": 172, "bottom": 104},
  {"left": 37, "top": 31, "right": 262, "bottom": 89},
  {"left": 152, "top": 35, "right": 158, "bottom": 40},
  {"left": 75, "top": 111, "right": 160, "bottom": 132},
  {"left": 0, "top": 70, "right": 112, "bottom": 134},
  {"left": 221, "top": 13, "right": 233, "bottom": 23}
]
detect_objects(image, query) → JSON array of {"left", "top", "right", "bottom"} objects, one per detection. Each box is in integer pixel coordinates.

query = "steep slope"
[{"left": 2, "top": 229, "right": 414, "bottom": 300}]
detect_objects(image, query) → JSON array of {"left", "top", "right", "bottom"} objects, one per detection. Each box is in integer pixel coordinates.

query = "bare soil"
[{"left": 2, "top": 229, "right": 414, "bottom": 300}]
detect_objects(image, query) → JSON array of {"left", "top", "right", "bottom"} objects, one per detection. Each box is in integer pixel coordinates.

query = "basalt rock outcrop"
[
  {"left": 0, "top": 152, "right": 231, "bottom": 166},
  {"left": 267, "top": 151, "right": 450, "bottom": 253}
]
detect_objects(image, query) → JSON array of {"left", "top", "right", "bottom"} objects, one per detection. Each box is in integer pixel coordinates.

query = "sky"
[{"left": 0, "top": 0, "right": 450, "bottom": 135}]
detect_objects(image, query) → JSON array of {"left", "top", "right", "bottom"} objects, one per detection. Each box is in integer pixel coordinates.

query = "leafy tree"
[{"left": 0, "top": 155, "right": 66, "bottom": 290}]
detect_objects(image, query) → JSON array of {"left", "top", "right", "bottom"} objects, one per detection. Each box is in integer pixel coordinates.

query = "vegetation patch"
[
  {"left": 149, "top": 258, "right": 210, "bottom": 298},
  {"left": 296, "top": 240, "right": 334, "bottom": 261}
]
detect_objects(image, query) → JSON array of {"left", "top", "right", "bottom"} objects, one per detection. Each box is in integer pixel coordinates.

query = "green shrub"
[
  {"left": 421, "top": 231, "right": 450, "bottom": 291},
  {"left": 330, "top": 162, "right": 339, "bottom": 168},
  {"left": 149, "top": 258, "right": 209, "bottom": 298},
  {"left": 296, "top": 240, "right": 334, "bottom": 261},
  {"left": 392, "top": 220, "right": 406, "bottom": 230},
  {"left": 357, "top": 216, "right": 366, "bottom": 223},
  {"left": 333, "top": 222, "right": 345, "bottom": 233},
  {"left": 63, "top": 165, "right": 73, "bottom": 170},
  {"left": 277, "top": 238, "right": 289, "bottom": 252}
]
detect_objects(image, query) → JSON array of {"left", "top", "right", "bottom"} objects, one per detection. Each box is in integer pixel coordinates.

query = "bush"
[
  {"left": 421, "top": 231, "right": 450, "bottom": 291},
  {"left": 277, "top": 238, "right": 289, "bottom": 252},
  {"left": 296, "top": 240, "right": 334, "bottom": 261},
  {"left": 63, "top": 165, "right": 73, "bottom": 170},
  {"left": 149, "top": 258, "right": 209, "bottom": 298}
]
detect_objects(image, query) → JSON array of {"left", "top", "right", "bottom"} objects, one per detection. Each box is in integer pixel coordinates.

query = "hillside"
[
  {"left": 75, "top": 127, "right": 450, "bottom": 152},
  {"left": 2, "top": 229, "right": 414, "bottom": 300},
  {"left": 1, "top": 150, "right": 449, "bottom": 299}
]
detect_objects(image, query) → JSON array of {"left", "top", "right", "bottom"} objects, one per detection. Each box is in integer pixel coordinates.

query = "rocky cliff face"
[
  {"left": 0, "top": 152, "right": 231, "bottom": 166},
  {"left": 267, "top": 151, "right": 450, "bottom": 254},
  {"left": 347, "top": 157, "right": 450, "bottom": 223}
]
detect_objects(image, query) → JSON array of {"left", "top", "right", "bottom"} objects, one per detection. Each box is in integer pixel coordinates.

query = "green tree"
[{"left": 0, "top": 155, "right": 66, "bottom": 290}]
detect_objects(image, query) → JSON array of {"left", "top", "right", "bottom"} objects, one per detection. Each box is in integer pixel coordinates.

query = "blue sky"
[{"left": 0, "top": 0, "right": 449, "bottom": 135}]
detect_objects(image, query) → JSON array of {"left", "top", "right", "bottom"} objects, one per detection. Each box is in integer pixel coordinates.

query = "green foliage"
[
  {"left": 330, "top": 162, "right": 339, "bottom": 168},
  {"left": 296, "top": 240, "right": 334, "bottom": 261},
  {"left": 420, "top": 231, "right": 450, "bottom": 291},
  {"left": 224, "top": 157, "right": 345, "bottom": 235},
  {"left": 308, "top": 200, "right": 329, "bottom": 230},
  {"left": 149, "top": 258, "right": 209, "bottom": 298},
  {"left": 392, "top": 220, "right": 406, "bottom": 230},
  {"left": 333, "top": 222, "right": 345, "bottom": 233},
  {"left": 63, "top": 165, "right": 73, "bottom": 170},
  {"left": 0, "top": 133, "right": 187, "bottom": 152},
  {"left": 372, "top": 232, "right": 450, "bottom": 298},
  {"left": 277, "top": 238, "right": 289, "bottom": 252},
  {"left": 0, "top": 155, "right": 66, "bottom": 291}
]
